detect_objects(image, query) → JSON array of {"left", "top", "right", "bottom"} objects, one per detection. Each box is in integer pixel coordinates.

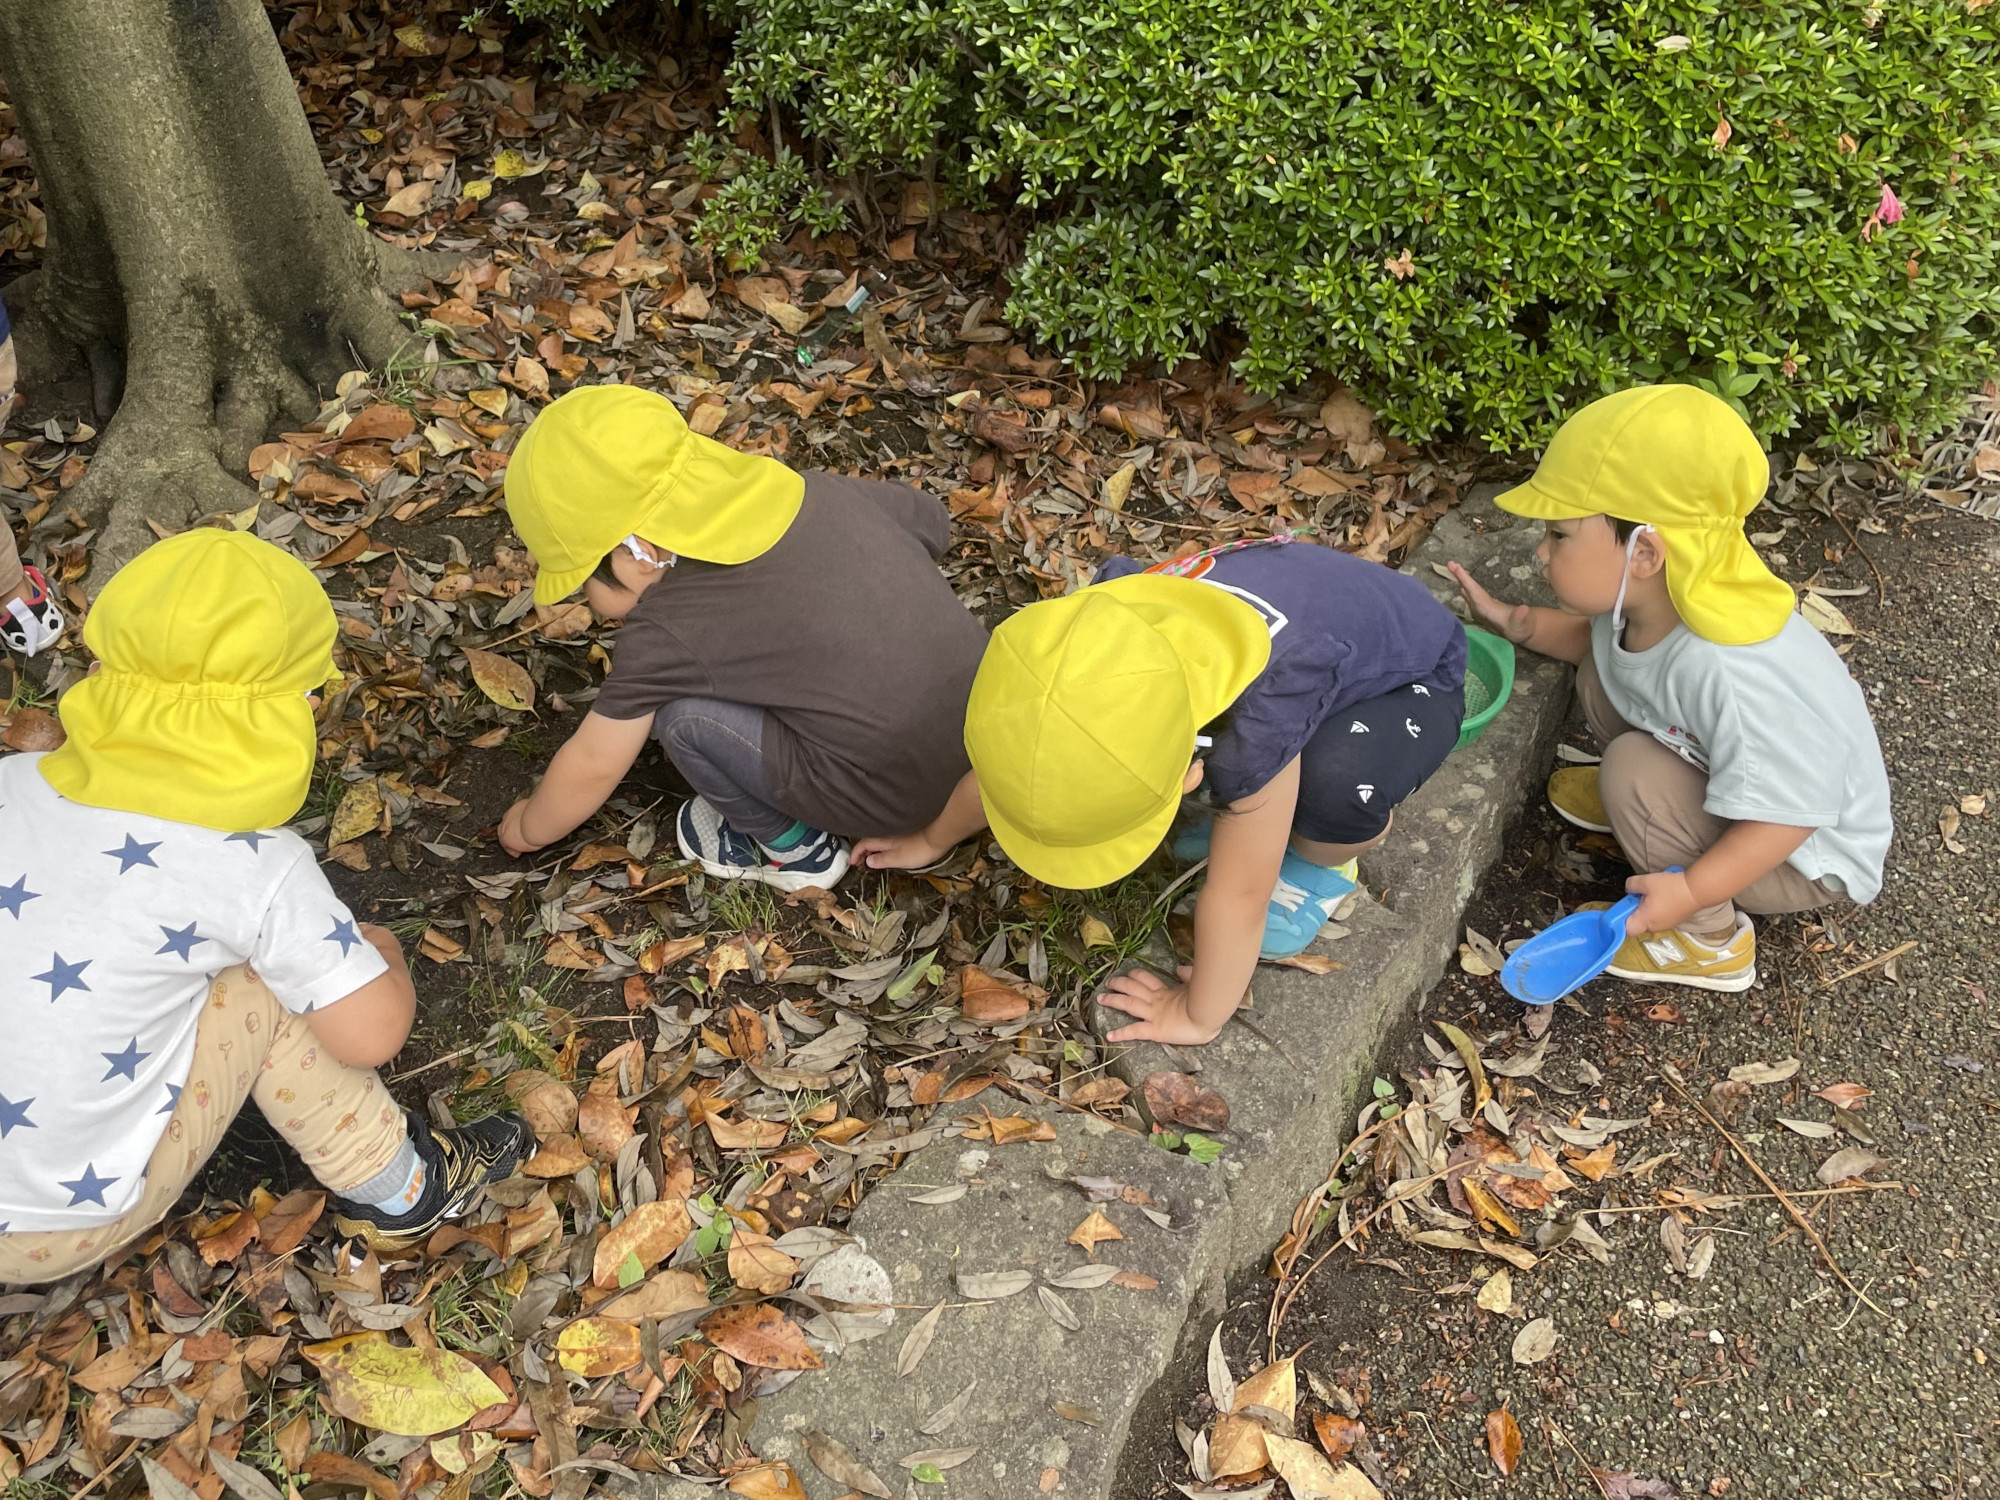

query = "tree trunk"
[{"left": 0, "top": 0, "right": 423, "bottom": 571}]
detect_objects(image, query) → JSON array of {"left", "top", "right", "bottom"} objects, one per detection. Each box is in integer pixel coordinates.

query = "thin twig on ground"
[
  {"left": 1817, "top": 939, "right": 1917, "bottom": 990},
  {"left": 1662, "top": 1064, "right": 1887, "bottom": 1316}
]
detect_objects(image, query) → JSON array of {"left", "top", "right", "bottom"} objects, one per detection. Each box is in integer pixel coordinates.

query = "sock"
[
  {"left": 344, "top": 1134, "right": 427, "bottom": 1214},
  {"left": 758, "top": 820, "right": 811, "bottom": 856}
]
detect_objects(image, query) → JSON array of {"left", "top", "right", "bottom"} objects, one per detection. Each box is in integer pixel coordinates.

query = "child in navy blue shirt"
[{"left": 861, "top": 535, "right": 1467, "bottom": 1046}]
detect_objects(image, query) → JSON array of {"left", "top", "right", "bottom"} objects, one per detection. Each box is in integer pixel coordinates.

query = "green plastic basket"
[{"left": 1455, "top": 627, "right": 1516, "bottom": 750}]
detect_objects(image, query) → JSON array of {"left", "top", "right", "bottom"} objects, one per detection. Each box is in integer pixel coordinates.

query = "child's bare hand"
[
  {"left": 853, "top": 830, "right": 949, "bottom": 870},
  {"left": 1447, "top": 561, "right": 1535, "bottom": 645},
  {"left": 1625, "top": 869, "right": 1702, "bottom": 935},
  {"left": 498, "top": 798, "right": 542, "bottom": 857},
  {"left": 1098, "top": 965, "right": 1224, "bottom": 1046}
]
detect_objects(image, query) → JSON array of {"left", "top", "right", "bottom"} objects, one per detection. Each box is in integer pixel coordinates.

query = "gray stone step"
[{"left": 748, "top": 1100, "right": 1232, "bottom": 1500}]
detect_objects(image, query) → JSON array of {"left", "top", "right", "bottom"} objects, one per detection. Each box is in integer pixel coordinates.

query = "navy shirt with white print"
[{"left": 1093, "top": 537, "right": 1466, "bottom": 804}]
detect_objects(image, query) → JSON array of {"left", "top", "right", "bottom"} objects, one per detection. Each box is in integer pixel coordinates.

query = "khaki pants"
[
  {"left": 0, "top": 966, "right": 407, "bottom": 1285},
  {"left": 1577, "top": 654, "right": 1841, "bottom": 934},
  {"left": 0, "top": 517, "right": 21, "bottom": 598}
]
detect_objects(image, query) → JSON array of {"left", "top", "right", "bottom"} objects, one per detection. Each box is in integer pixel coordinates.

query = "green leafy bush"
[
  {"left": 682, "top": 134, "right": 849, "bottom": 263},
  {"left": 713, "top": 0, "right": 2000, "bottom": 448}
]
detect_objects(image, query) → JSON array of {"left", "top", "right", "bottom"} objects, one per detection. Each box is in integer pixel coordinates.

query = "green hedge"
[{"left": 540, "top": 0, "right": 2000, "bottom": 447}]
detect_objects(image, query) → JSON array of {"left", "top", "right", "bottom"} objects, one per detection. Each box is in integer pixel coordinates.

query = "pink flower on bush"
[{"left": 1862, "top": 183, "right": 1905, "bottom": 240}]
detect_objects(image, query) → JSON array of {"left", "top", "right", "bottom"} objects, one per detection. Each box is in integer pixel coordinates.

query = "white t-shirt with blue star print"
[{"left": 0, "top": 754, "right": 388, "bottom": 1231}]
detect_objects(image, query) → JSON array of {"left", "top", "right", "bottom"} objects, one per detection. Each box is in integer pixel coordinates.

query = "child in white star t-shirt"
[{"left": 0, "top": 530, "right": 531, "bottom": 1283}]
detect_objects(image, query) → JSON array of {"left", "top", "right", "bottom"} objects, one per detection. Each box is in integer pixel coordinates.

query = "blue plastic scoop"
[{"left": 1501, "top": 894, "right": 1641, "bottom": 1005}]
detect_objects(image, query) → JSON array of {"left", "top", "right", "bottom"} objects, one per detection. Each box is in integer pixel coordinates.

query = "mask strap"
[
  {"left": 1610, "top": 524, "right": 1654, "bottom": 636},
  {"left": 621, "top": 535, "right": 673, "bottom": 570}
]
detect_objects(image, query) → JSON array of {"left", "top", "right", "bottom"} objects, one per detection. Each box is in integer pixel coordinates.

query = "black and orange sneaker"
[{"left": 329, "top": 1110, "right": 533, "bottom": 1255}]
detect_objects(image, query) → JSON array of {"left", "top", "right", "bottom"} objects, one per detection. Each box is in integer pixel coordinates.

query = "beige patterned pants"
[
  {"left": 0, "top": 966, "right": 407, "bottom": 1284},
  {"left": 0, "top": 516, "right": 21, "bottom": 598}
]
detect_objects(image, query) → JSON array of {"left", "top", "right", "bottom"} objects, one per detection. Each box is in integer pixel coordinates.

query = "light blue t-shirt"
[{"left": 1591, "top": 611, "right": 1891, "bottom": 902}]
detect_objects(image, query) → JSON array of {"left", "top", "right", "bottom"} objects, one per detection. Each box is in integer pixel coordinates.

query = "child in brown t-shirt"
[{"left": 496, "top": 384, "right": 988, "bottom": 892}]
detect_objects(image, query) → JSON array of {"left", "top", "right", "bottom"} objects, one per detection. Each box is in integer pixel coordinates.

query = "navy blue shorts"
[{"left": 1292, "top": 680, "right": 1465, "bottom": 844}]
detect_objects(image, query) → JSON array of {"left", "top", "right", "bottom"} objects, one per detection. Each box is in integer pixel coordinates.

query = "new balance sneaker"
[
  {"left": 1547, "top": 766, "right": 1612, "bottom": 833},
  {"left": 330, "top": 1110, "right": 534, "bottom": 1256},
  {"left": 1579, "top": 902, "right": 1757, "bottom": 993},
  {"left": 676, "top": 795, "right": 850, "bottom": 893},
  {"left": 1, "top": 565, "right": 63, "bottom": 656},
  {"left": 1260, "top": 852, "right": 1361, "bottom": 959}
]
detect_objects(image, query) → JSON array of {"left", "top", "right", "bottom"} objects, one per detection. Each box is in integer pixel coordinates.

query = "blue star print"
[
  {"left": 325, "top": 918, "right": 362, "bottom": 955},
  {"left": 59, "top": 1164, "right": 116, "bottom": 1207},
  {"left": 100, "top": 1038, "right": 149, "bottom": 1082},
  {"left": 156, "top": 923, "right": 203, "bottom": 961},
  {"left": 0, "top": 1095, "right": 34, "bottom": 1137},
  {"left": 32, "top": 953, "right": 91, "bottom": 1002},
  {"left": 0, "top": 875, "right": 37, "bottom": 919},
  {"left": 158, "top": 1083, "right": 182, "bottom": 1116},
  {"left": 226, "top": 831, "right": 272, "bottom": 852},
  {"left": 104, "top": 835, "right": 161, "bottom": 874}
]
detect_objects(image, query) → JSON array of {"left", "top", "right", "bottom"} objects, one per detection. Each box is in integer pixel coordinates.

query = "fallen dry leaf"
[
  {"left": 601, "top": 1269, "right": 710, "bottom": 1322},
  {"left": 702, "top": 1302, "right": 823, "bottom": 1370},
  {"left": 1264, "top": 1433, "right": 1382, "bottom": 1499},
  {"left": 729, "top": 1463, "right": 806, "bottom": 1500},
  {"left": 1206, "top": 1412, "right": 1270, "bottom": 1479},
  {"left": 1143, "top": 1070, "right": 1230, "bottom": 1132},
  {"left": 959, "top": 966, "right": 1039, "bottom": 1022},
  {"left": 556, "top": 1317, "right": 642, "bottom": 1377},
  {"left": 1313, "top": 1412, "right": 1364, "bottom": 1462},
  {"left": 591, "top": 1200, "right": 693, "bottom": 1289},
  {"left": 1815, "top": 1081, "right": 1873, "bottom": 1111},
  {"left": 302, "top": 1332, "right": 506, "bottom": 1436},
  {"left": 1486, "top": 1408, "right": 1523, "bottom": 1476},
  {"left": 803, "top": 1431, "right": 892, "bottom": 1500},
  {"left": 1068, "top": 1209, "right": 1125, "bottom": 1258},
  {"left": 1816, "top": 1146, "right": 1887, "bottom": 1185},
  {"left": 464, "top": 646, "right": 534, "bottom": 711},
  {"left": 1511, "top": 1317, "right": 1558, "bottom": 1366},
  {"left": 501, "top": 1069, "right": 578, "bottom": 1138},
  {"left": 1233, "top": 1357, "right": 1296, "bottom": 1424},
  {"left": 729, "top": 1230, "right": 801, "bottom": 1295}
]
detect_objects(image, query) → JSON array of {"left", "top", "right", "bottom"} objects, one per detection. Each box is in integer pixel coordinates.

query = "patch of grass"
[
  {"left": 4, "top": 1479, "right": 72, "bottom": 1500},
  {"left": 710, "top": 879, "right": 780, "bottom": 935},
  {"left": 431, "top": 1263, "right": 512, "bottom": 1355}
]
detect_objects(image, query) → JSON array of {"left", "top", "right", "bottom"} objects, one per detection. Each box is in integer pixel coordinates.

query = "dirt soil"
[{"left": 1128, "top": 504, "right": 1999, "bottom": 1499}]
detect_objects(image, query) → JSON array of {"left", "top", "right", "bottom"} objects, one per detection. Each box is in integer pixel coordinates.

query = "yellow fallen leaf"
[
  {"left": 393, "top": 24, "right": 431, "bottom": 52},
  {"left": 1206, "top": 1413, "right": 1269, "bottom": 1479},
  {"left": 328, "top": 778, "right": 383, "bottom": 847},
  {"left": 1800, "top": 590, "right": 1855, "bottom": 636},
  {"left": 302, "top": 1332, "right": 505, "bottom": 1437},
  {"left": 492, "top": 148, "right": 543, "bottom": 179},
  {"left": 461, "top": 178, "right": 494, "bottom": 202},
  {"left": 1079, "top": 916, "right": 1117, "bottom": 950},
  {"left": 1265, "top": 1435, "right": 1382, "bottom": 1499},
  {"left": 467, "top": 387, "right": 510, "bottom": 417},
  {"left": 1476, "top": 1267, "right": 1514, "bottom": 1314},
  {"left": 1101, "top": 462, "right": 1136, "bottom": 512},
  {"left": 729, "top": 1462, "right": 806, "bottom": 1500},
  {"left": 556, "top": 1317, "right": 642, "bottom": 1377},
  {"left": 1233, "top": 1356, "right": 1296, "bottom": 1424},
  {"left": 464, "top": 647, "right": 534, "bottom": 712}
]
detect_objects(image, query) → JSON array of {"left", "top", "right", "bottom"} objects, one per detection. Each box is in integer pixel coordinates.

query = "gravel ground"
[{"left": 1137, "top": 503, "right": 1999, "bottom": 1500}]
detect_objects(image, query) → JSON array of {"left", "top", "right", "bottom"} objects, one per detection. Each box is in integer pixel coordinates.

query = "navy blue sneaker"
[{"left": 676, "top": 796, "right": 851, "bottom": 893}]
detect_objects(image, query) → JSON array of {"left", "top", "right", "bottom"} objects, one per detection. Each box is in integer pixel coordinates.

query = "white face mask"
[
  {"left": 1611, "top": 523, "right": 1655, "bottom": 635},
  {"left": 620, "top": 535, "right": 674, "bottom": 570}
]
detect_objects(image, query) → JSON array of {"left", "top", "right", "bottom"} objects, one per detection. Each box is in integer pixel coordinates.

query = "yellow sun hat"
[
  {"left": 966, "top": 574, "right": 1273, "bottom": 889},
  {"left": 41, "top": 529, "right": 337, "bottom": 832},
  {"left": 1495, "top": 384, "right": 1792, "bottom": 646},
  {"left": 504, "top": 383, "right": 806, "bottom": 605}
]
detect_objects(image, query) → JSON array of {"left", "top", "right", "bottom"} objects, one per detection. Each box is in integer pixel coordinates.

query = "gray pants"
[
  {"left": 654, "top": 697, "right": 795, "bottom": 843},
  {"left": 1578, "top": 655, "right": 1841, "bottom": 933}
]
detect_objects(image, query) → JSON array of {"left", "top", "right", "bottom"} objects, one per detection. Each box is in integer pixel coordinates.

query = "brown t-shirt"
[{"left": 591, "top": 472, "right": 988, "bottom": 837}]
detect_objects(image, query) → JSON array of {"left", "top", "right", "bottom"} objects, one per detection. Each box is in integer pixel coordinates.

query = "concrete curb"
[{"left": 669, "top": 492, "right": 1567, "bottom": 1500}]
